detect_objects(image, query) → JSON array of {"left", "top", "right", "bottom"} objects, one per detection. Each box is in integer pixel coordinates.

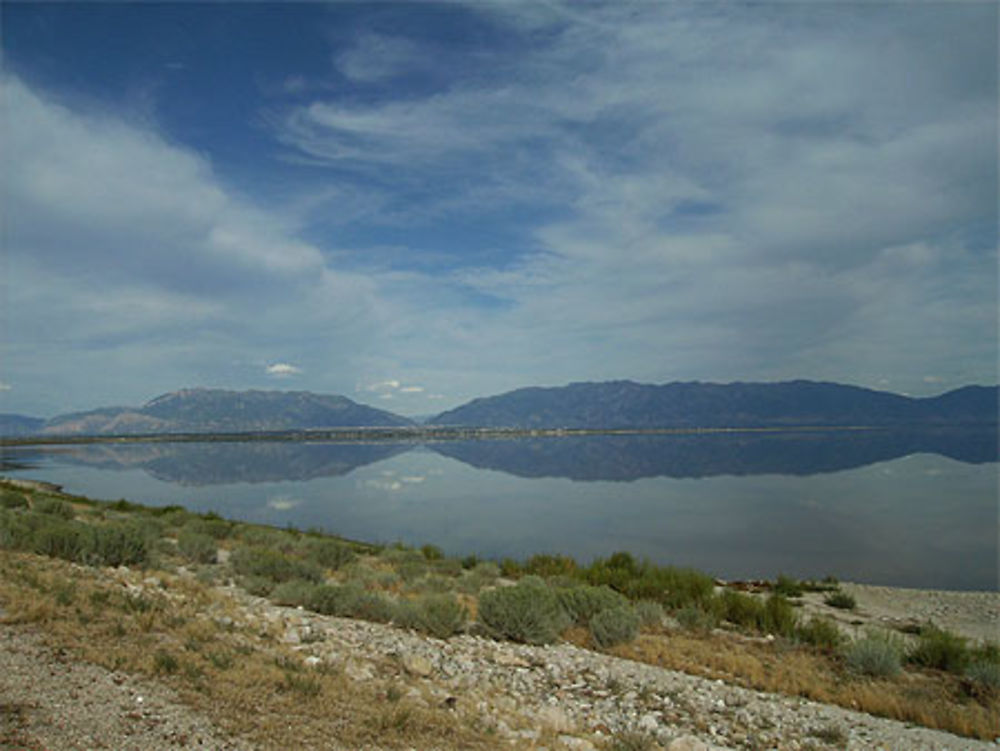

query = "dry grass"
[
  {"left": 614, "top": 629, "right": 999, "bottom": 740},
  {"left": 0, "top": 551, "right": 504, "bottom": 751}
]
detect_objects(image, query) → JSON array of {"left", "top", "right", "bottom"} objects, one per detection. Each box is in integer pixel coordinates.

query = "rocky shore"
[{"left": 2, "top": 561, "right": 997, "bottom": 751}]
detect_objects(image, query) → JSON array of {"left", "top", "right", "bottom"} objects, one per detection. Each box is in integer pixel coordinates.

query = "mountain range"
[
  {"left": 1, "top": 380, "right": 997, "bottom": 437},
  {"left": 427, "top": 380, "right": 998, "bottom": 429}
]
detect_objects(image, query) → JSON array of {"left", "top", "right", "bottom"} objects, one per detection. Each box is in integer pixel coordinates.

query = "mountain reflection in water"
[{"left": 32, "top": 427, "right": 998, "bottom": 486}]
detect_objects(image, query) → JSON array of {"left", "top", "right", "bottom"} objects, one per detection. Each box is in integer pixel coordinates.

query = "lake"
[{"left": 2, "top": 427, "right": 996, "bottom": 591}]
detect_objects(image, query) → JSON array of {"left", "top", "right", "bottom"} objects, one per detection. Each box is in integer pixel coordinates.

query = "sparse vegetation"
[
  {"left": 824, "top": 590, "right": 857, "bottom": 610},
  {"left": 478, "top": 577, "right": 569, "bottom": 644},
  {"left": 0, "top": 478, "right": 997, "bottom": 743},
  {"left": 844, "top": 631, "right": 904, "bottom": 678},
  {"left": 589, "top": 605, "right": 640, "bottom": 649}
]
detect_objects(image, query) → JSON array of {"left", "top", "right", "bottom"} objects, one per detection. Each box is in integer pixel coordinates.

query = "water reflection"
[
  {"left": 24, "top": 427, "right": 997, "bottom": 485},
  {"left": 2, "top": 429, "right": 995, "bottom": 590}
]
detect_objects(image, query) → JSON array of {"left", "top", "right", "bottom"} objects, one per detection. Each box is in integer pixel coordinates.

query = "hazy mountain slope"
[
  {"left": 37, "top": 388, "right": 413, "bottom": 436},
  {"left": 428, "top": 380, "right": 999, "bottom": 429},
  {"left": 0, "top": 414, "right": 45, "bottom": 437}
]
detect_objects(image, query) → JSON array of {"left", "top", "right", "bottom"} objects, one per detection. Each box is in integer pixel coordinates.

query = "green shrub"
[
  {"left": 824, "top": 590, "right": 856, "bottom": 610},
  {"left": 407, "top": 593, "right": 467, "bottom": 639},
  {"left": 305, "top": 583, "right": 395, "bottom": 623},
  {"left": 477, "top": 579, "right": 569, "bottom": 645},
  {"left": 0, "top": 489, "right": 28, "bottom": 509},
  {"left": 586, "top": 553, "right": 713, "bottom": 608},
  {"left": 177, "top": 530, "right": 218, "bottom": 564},
  {"left": 844, "top": 631, "right": 904, "bottom": 677},
  {"left": 796, "top": 617, "right": 843, "bottom": 651},
  {"left": 590, "top": 606, "right": 640, "bottom": 649},
  {"left": 0, "top": 508, "right": 33, "bottom": 549},
  {"left": 270, "top": 579, "right": 320, "bottom": 607},
  {"left": 966, "top": 660, "right": 1000, "bottom": 693},
  {"left": 33, "top": 497, "right": 75, "bottom": 520},
  {"left": 556, "top": 585, "right": 628, "bottom": 626},
  {"left": 523, "top": 553, "right": 579, "bottom": 578},
  {"left": 186, "top": 517, "right": 233, "bottom": 540},
  {"left": 634, "top": 600, "right": 665, "bottom": 628},
  {"left": 773, "top": 574, "right": 804, "bottom": 598},
  {"left": 499, "top": 558, "right": 522, "bottom": 578},
  {"left": 908, "top": 625, "right": 969, "bottom": 673},
  {"left": 420, "top": 544, "right": 444, "bottom": 561},
  {"left": 32, "top": 518, "right": 86, "bottom": 561},
  {"left": 714, "top": 589, "right": 765, "bottom": 630},
  {"left": 300, "top": 538, "right": 356, "bottom": 570},
  {"left": 89, "top": 523, "right": 149, "bottom": 567},
  {"left": 230, "top": 545, "right": 322, "bottom": 584},
  {"left": 676, "top": 605, "right": 718, "bottom": 633},
  {"left": 761, "top": 594, "right": 798, "bottom": 637}
]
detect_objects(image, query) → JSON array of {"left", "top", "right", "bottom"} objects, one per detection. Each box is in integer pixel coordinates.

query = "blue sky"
[{"left": 2, "top": 2, "right": 997, "bottom": 417}]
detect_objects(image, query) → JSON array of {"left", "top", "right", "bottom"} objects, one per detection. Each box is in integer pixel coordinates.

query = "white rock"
[
  {"left": 402, "top": 653, "right": 434, "bottom": 677},
  {"left": 668, "top": 736, "right": 709, "bottom": 751}
]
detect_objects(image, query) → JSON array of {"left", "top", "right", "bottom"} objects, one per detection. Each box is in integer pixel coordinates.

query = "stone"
[
  {"left": 402, "top": 653, "right": 434, "bottom": 677},
  {"left": 668, "top": 737, "right": 710, "bottom": 751},
  {"left": 537, "top": 705, "right": 573, "bottom": 733},
  {"left": 637, "top": 712, "right": 659, "bottom": 733}
]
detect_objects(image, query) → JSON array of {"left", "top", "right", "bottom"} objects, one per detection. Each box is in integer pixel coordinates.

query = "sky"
[{"left": 1, "top": 1, "right": 997, "bottom": 417}]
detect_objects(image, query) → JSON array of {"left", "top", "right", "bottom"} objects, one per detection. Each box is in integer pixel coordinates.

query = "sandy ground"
[{"left": 798, "top": 581, "right": 998, "bottom": 643}]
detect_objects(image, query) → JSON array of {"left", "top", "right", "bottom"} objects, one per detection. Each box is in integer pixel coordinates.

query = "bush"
[
  {"left": 186, "top": 517, "right": 233, "bottom": 540},
  {"left": 270, "top": 579, "right": 320, "bottom": 607},
  {"left": 177, "top": 530, "right": 218, "bottom": 564},
  {"left": 405, "top": 593, "right": 467, "bottom": 639},
  {"left": 590, "top": 606, "right": 640, "bottom": 649},
  {"left": 586, "top": 553, "right": 713, "bottom": 608},
  {"left": 634, "top": 600, "right": 665, "bottom": 628},
  {"left": 230, "top": 545, "right": 323, "bottom": 584},
  {"left": 796, "top": 617, "right": 842, "bottom": 651},
  {"left": 844, "top": 631, "right": 904, "bottom": 677},
  {"left": 773, "top": 574, "right": 804, "bottom": 598},
  {"left": 299, "top": 537, "right": 356, "bottom": 570},
  {"left": 824, "top": 590, "right": 856, "bottom": 610},
  {"left": 420, "top": 544, "right": 444, "bottom": 561},
  {"left": 478, "top": 579, "right": 569, "bottom": 645},
  {"left": 34, "top": 497, "right": 75, "bottom": 520},
  {"left": 305, "top": 583, "right": 395, "bottom": 623},
  {"left": 908, "top": 625, "right": 969, "bottom": 673},
  {"left": 523, "top": 553, "right": 579, "bottom": 578},
  {"left": 89, "top": 523, "right": 149, "bottom": 567},
  {"left": 556, "top": 585, "right": 628, "bottom": 626},
  {"left": 676, "top": 605, "right": 717, "bottom": 633},
  {"left": 966, "top": 660, "right": 1000, "bottom": 693},
  {"left": 0, "top": 489, "right": 28, "bottom": 509},
  {"left": 32, "top": 518, "right": 86, "bottom": 561},
  {"left": 714, "top": 589, "right": 765, "bottom": 630},
  {"left": 761, "top": 594, "right": 798, "bottom": 637}
]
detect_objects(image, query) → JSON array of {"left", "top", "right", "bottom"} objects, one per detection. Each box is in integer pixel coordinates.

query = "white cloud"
[
  {"left": 399, "top": 386, "right": 424, "bottom": 393},
  {"left": 335, "top": 33, "right": 422, "bottom": 83},
  {"left": 266, "top": 363, "right": 302, "bottom": 377},
  {"left": 0, "top": 382, "right": 12, "bottom": 392}
]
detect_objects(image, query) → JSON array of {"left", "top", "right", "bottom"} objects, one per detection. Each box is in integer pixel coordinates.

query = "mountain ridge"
[
  {"left": 2, "top": 380, "right": 997, "bottom": 437},
  {"left": 14, "top": 387, "right": 414, "bottom": 437},
  {"left": 426, "top": 379, "right": 999, "bottom": 429}
]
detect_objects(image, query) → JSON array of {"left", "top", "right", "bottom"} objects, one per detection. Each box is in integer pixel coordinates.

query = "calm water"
[{"left": 3, "top": 429, "right": 996, "bottom": 591}]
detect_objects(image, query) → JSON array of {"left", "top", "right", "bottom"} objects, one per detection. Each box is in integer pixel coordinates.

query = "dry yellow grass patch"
[
  {"left": 614, "top": 628, "right": 999, "bottom": 740},
  {"left": 0, "top": 551, "right": 506, "bottom": 751}
]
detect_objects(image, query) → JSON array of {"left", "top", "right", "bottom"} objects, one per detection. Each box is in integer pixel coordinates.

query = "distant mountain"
[
  {"left": 35, "top": 388, "right": 413, "bottom": 436},
  {"left": 0, "top": 414, "right": 45, "bottom": 437},
  {"left": 427, "top": 380, "right": 999, "bottom": 429}
]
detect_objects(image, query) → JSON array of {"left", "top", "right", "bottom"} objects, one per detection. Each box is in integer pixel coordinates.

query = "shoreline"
[{"left": 1, "top": 473, "right": 996, "bottom": 602}]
